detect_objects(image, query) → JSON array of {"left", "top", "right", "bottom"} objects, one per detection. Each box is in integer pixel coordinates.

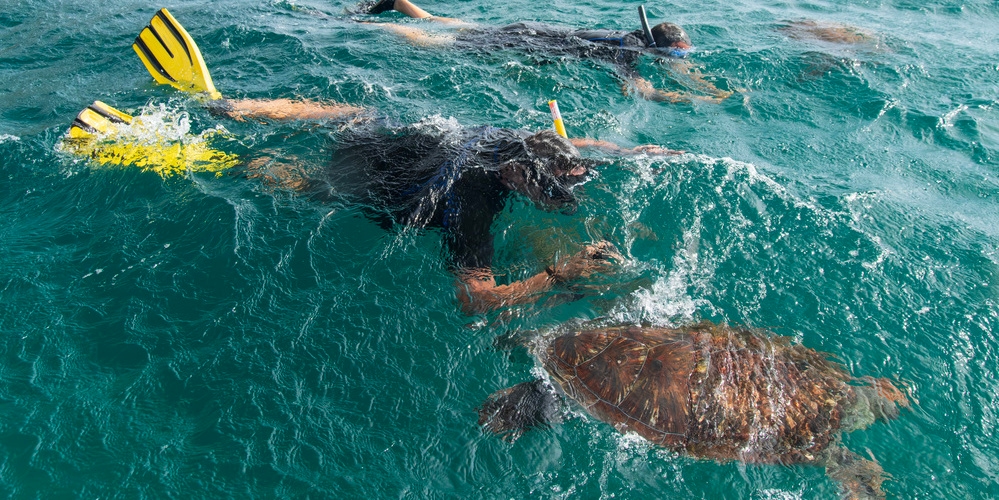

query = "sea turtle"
[
  {"left": 478, "top": 322, "right": 908, "bottom": 499},
  {"left": 779, "top": 20, "right": 875, "bottom": 45}
]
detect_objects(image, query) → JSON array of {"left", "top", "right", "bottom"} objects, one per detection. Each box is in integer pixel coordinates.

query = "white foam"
[
  {"left": 938, "top": 104, "right": 969, "bottom": 129},
  {"left": 124, "top": 102, "right": 231, "bottom": 146},
  {"left": 629, "top": 221, "right": 712, "bottom": 326},
  {"left": 711, "top": 155, "right": 824, "bottom": 215},
  {"left": 614, "top": 431, "right": 653, "bottom": 452},
  {"left": 756, "top": 488, "right": 805, "bottom": 500},
  {"left": 409, "top": 114, "right": 463, "bottom": 139}
]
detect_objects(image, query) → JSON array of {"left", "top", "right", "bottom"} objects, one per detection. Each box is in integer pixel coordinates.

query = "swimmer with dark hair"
[
  {"left": 86, "top": 8, "right": 688, "bottom": 314},
  {"left": 220, "top": 99, "right": 677, "bottom": 313},
  {"left": 357, "top": 0, "right": 732, "bottom": 103}
]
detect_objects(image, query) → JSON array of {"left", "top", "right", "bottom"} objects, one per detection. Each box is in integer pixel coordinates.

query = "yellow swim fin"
[
  {"left": 68, "top": 100, "right": 133, "bottom": 139},
  {"left": 62, "top": 100, "right": 240, "bottom": 178},
  {"left": 132, "top": 8, "right": 222, "bottom": 99}
]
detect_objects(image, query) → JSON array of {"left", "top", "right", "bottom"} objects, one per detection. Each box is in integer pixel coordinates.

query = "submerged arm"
[
  {"left": 570, "top": 137, "right": 684, "bottom": 156},
  {"left": 455, "top": 268, "right": 557, "bottom": 313},
  {"left": 670, "top": 59, "right": 733, "bottom": 99},
  {"left": 455, "top": 242, "right": 620, "bottom": 314},
  {"left": 629, "top": 74, "right": 696, "bottom": 103},
  {"left": 619, "top": 65, "right": 731, "bottom": 103}
]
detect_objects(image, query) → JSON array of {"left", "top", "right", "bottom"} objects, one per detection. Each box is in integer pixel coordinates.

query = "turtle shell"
[
  {"left": 543, "top": 322, "right": 859, "bottom": 464},
  {"left": 544, "top": 324, "right": 696, "bottom": 448}
]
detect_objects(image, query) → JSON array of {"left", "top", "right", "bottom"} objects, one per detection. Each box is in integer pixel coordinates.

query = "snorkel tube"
[
  {"left": 638, "top": 5, "right": 656, "bottom": 48},
  {"left": 548, "top": 100, "right": 568, "bottom": 139},
  {"left": 639, "top": 5, "right": 692, "bottom": 58}
]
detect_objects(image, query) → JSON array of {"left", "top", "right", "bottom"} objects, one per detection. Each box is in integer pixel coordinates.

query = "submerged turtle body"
[
  {"left": 779, "top": 20, "right": 875, "bottom": 45},
  {"left": 479, "top": 322, "right": 908, "bottom": 498}
]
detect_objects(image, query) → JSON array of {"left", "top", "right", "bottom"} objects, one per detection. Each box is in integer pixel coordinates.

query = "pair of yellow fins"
[{"left": 67, "top": 8, "right": 235, "bottom": 177}]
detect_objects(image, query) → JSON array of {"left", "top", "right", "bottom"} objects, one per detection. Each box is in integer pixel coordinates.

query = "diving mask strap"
[{"left": 638, "top": 5, "right": 656, "bottom": 48}]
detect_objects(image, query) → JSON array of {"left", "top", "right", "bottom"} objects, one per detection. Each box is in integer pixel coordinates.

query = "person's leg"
[
  {"left": 368, "top": 0, "right": 468, "bottom": 24},
  {"left": 360, "top": 0, "right": 470, "bottom": 46},
  {"left": 392, "top": 0, "right": 433, "bottom": 18},
  {"left": 244, "top": 154, "right": 312, "bottom": 191},
  {"left": 213, "top": 98, "right": 367, "bottom": 122},
  {"left": 242, "top": 152, "right": 338, "bottom": 202},
  {"left": 376, "top": 24, "right": 457, "bottom": 46}
]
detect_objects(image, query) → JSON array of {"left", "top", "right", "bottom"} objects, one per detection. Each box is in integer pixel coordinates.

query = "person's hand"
[
  {"left": 631, "top": 144, "right": 685, "bottom": 155},
  {"left": 548, "top": 241, "right": 623, "bottom": 283}
]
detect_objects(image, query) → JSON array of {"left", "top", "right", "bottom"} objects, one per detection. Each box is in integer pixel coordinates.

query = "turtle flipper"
[
  {"left": 824, "top": 447, "right": 889, "bottom": 500},
  {"left": 843, "top": 377, "right": 910, "bottom": 432},
  {"left": 477, "top": 379, "right": 561, "bottom": 442},
  {"left": 866, "top": 377, "right": 910, "bottom": 422}
]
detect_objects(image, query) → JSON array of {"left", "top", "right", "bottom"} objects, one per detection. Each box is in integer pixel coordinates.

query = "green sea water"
[{"left": 1, "top": 0, "right": 997, "bottom": 497}]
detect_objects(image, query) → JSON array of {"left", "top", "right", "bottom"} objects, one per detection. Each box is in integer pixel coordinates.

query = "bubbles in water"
[{"left": 630, "top": 223, "right": 712, "bottom": 325}]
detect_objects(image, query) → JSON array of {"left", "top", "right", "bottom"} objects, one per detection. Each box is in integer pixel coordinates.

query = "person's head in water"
[
  {"left": 649, "top": 22, "right": 692, "bottom": 58},
  {"left": 497, "top": 130, "right": 596, "bottom": 213}
]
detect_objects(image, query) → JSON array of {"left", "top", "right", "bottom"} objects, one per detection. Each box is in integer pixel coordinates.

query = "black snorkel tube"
[{"left": 638, "top": 5, "right": 656, "bottom": 48}]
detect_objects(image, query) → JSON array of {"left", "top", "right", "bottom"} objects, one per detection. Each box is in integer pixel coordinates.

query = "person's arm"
[
  {"left": 668, "top": 60, "right": 734, "bottom": 100},
  {"left": 616, "top": 63, "right": 731, "bottom": 103},
  {"left": 626, "top": 74, "right": 731, "bottom": 103},
  {"left": 570, "top": 137, "right": 684, "bottom": 156},
  {"left": 455, "top": 268, "right": 556, "bottom": 313},
  {"left": 455, "top": 241, "right": 620, "bottom": 314}
]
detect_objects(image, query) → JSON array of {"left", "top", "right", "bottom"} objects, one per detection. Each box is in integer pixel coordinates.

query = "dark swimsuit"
[
  {"left": 308, "top": 123, "right": 539, "bottom": 271},
  {"left": 454, "top": 22, "right": 648, "bottom": 68}
]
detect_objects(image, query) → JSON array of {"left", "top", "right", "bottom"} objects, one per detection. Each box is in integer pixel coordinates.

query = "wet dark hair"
[
  {"left": 650, "top": 22, "right": 691, "bottom": 47},
  {"left": 498, "top": 130, "right": 597, "bottom": 212},
  {"left": 528, "top": 131, "right": 598, "bottom": 184},
  {"left": 524, "top": 129, "right": 577, "bottom": 157}
]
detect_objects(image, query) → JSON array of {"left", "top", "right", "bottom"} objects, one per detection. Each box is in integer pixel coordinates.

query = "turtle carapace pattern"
[{"left": 478, "top": 322, "right": 909, "bottom": 499}]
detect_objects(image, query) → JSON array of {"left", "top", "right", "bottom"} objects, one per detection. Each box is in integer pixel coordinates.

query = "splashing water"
[{"left": 57, "top": 102, "right": 240, "bottom": 178}]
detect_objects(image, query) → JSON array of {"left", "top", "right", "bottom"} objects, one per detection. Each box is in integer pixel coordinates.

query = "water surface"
[{"left": 1, "top": 0, "right": 997, "bottom": 497}]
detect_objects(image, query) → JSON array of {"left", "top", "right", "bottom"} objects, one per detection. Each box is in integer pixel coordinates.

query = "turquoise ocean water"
[{"left": 1, "top": 0, "right": 997, "bottom": 497}]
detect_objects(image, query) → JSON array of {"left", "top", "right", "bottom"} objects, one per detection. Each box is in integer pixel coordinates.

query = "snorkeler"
[
  {"left": 233, "top": 114, "right": 640, "bottom": 314},
  {"left": 75, "top": 8, "right": 683, "bottom": 314},
  {"left": 358, "top": 0, "right": 732, "bottom": 103}
]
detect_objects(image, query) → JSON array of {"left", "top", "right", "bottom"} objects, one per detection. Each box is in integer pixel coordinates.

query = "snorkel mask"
[
  {"left": 664, "top": 46, "right": 691, "bottom": 58},
  {"left": 639, "top": 5, "right": 692, "bottom": 58}
]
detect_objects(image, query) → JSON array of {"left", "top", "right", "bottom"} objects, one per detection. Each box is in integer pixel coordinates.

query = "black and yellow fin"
[
  {"left": 62, "top": 100, "right": 240, "bottom": 178},
  {"left": 132, "top": 8, "right": 222, "bottom": 99},
  {"left": 68, "top": 101, "right": 133, "bottom": 139}
]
